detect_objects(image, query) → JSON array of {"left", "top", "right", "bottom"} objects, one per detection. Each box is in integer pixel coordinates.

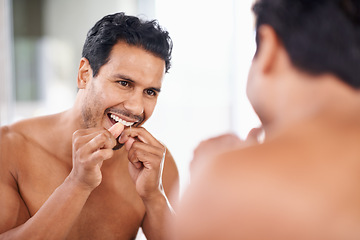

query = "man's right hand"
[
  {"left": 190, "top": 127, "right": 264, "bottom": 176},
  {"left": 68, "top": 123, "right": 124, "bottom": 190}
]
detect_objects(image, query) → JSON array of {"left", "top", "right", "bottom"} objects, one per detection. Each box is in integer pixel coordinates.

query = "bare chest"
[
  {"left": 15, "top": 145, "right": 145, "bottom": 240},
  {"left": 67, "top": 183, "right": 145, "bottom": 240}
]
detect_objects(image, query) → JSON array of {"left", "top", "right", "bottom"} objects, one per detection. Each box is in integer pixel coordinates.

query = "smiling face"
[{"left": 77, "top": 41, "right": 166, "bottom": 131}]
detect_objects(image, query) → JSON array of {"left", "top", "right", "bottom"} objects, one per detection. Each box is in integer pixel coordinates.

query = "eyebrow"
[
  {"left": 112, "top": 73, "right": 162, "bottom": 93},
  {"left": 149, "top": 87, "right": 161, "bottom": 93},
  {"left": 113, "top": 73, "right": 133, "bottom": 82}
]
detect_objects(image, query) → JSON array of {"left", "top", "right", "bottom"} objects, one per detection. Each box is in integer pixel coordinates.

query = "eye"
[
  {"left": 118, "top": 81, "right": 130, "bottom": 87},
  {"left": 145, "top": 89, "right": 156, "bottom": 96}
]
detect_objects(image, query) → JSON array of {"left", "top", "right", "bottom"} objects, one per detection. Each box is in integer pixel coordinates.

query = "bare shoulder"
[
  {"left": 0, "top": 124, "right": 28, "bottom": 161},
  {"left": 178, "top": 134, "right": 360, "bottom": 239},
  {"left": 0, "top": 122, "right": 26, "bottom": 142},
  {"left": 0, "top": 120, "right": 34, "bottom": 176},
  {"left": 0, "top": 115, "right": 56, "bottom": 167},
  {"left": 6, "top": 115, "right": 53, "bottom": 138},
  {"left": 162, "top": 147, "right": 179, "bottom": 205}
]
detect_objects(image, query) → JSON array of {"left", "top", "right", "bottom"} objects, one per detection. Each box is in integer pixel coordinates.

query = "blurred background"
[{"left": 0, "top": 0, "right": 259, "bottom": 236}]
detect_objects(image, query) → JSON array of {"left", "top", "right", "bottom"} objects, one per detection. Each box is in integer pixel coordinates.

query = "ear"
[
  {"left": 255, "top": 25, "right": 282, "bottom": 75},
  {"left": 77, "top": 57, "right": 93, "bottom": 89}
]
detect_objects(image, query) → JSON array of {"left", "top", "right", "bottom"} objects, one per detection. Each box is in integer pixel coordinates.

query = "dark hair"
[
  {"left": 253, "top": 0, "right": 360, "bottom": 88},
  {"left": 82, "top": 12, "right": 173, "bottom": 77}
]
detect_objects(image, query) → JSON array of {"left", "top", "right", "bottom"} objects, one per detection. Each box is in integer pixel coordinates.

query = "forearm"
[
  {"left": 0, "top": 177, "right": 91, "bottom": 240},
  {"left": 142, "top": 191, "right": 175, "bottom": 240}
]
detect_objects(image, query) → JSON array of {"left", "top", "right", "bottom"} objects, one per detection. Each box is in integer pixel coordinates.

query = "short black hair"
[
  {"left": 82, "top": 12, "right": 173, "bottom": 77},
  {"left": 253, "top": 0, "right": 360, "bottom": 88}
]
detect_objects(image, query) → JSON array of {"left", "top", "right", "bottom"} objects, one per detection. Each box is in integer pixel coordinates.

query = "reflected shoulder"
[{"left": 163, "top": 147, "right": 179, "bottom": 206}]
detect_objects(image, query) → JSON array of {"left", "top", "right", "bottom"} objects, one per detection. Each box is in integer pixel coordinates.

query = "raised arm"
[
  {"left": 141, "top": 148, "right": 179, "bottom": 240},
  {"left": 119, "top": 127, "right": 179, "bottom": 240}
]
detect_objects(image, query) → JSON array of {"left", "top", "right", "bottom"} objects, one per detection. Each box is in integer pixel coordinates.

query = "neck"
[
  {"left": 262, "top": 75, "right": 360, "bottom": 139},
  {"left": 52, "top": 105, "right": 85, "bottom": 160}
]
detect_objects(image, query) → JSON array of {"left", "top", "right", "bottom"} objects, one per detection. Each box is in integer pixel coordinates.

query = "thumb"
[
  {"left": 125, "top": 137, "right": 135, "bottom": 151},
  {"left": 108, "top": 122, "right": 124, "bottom": 138}
]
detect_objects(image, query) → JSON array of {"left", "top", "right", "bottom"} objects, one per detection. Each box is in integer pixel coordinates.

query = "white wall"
[{"left": 145, "top": 0, "right": 259, "bottom": 194}]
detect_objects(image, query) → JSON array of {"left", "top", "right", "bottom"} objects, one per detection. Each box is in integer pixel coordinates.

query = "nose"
[{"left": 123, "top": 90, "right": 144, "bottom": 116}]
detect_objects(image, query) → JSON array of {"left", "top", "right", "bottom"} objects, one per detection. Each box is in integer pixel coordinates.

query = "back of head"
[
  {"left": 82, "top": 12, "right": 172, "bottom": 77},
  {"left": 253, "top": 0, "right": 360, "bottom": 88}
]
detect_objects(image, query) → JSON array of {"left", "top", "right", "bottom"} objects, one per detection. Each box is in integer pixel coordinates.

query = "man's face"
[{"left": 80, "top": 41, "right": 166, "bottom": 131}]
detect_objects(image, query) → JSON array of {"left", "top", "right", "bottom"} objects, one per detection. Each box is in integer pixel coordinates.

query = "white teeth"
[{"left": 110, "top": 114, "right": 135, "bottom": 127}]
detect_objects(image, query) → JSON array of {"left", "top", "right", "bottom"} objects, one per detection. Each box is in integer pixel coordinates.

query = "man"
[
  {"left": 0, "top": 12, "right": 179, "bottom": 239},
  {"left": 175, "top": 0, "right": 360, "bottom": 239}
]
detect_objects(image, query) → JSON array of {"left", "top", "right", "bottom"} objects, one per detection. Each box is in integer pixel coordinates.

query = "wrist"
[
  {"left": 63, "top": 174, "right": 95, "bottom": 195},
  {"left": 142, "top": 189, "right": 168, "bottom": 209}
]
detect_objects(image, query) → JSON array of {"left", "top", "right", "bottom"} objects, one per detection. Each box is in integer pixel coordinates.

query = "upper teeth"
[{"left": 110, "top": 114, "right": 135, "bottom": 127}]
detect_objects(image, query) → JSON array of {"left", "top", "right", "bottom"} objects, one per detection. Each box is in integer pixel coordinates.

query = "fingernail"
[{"left": 108, "top": 122, "right": 124, "bottom": 138}]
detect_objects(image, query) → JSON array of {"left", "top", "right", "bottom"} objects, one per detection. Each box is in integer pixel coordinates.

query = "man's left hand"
[{"left": 119, "top": 127, "right": 166, "bottom": 201}]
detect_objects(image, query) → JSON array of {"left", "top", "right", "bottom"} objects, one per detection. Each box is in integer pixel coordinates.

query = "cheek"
[
  {"left": 143, "top": 99, "right": 158, "bottom": 120},
  {"left": 100, "top": 84, "right": 125, "bottom": 107},
  {"left": 81, "top": 92, "right": 105, "bottom": 128}
]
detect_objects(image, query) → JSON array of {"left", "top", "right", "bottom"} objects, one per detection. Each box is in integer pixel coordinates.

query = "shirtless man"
[
  {"left": 0, "top": 12, "right": 178, "bottom": 240},
  {"left": 175, "top": 0, "right": 360, "bottom": 239}
]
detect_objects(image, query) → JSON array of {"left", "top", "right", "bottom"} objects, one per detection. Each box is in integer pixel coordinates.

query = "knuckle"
[
  {"left": 132, "top": 149, "right": 139, "bottom": 159},
  {"left": 72, "top": 130, "right": 81, "bottom": 138},
  {"left": 131, "top": 149, "right": 144, "bottom": 162},
  {"left": 73, "top": 129, "right": 85, "bottom": 139},
  {"left": 96, "top": 149, "right": 113, "bottom": 161},
  {"left": 72, "top": 137, "right": 82, "bottom": 150},
  {"left": 97, "top": 132, "right": 108, "bottom": 142},
  {"left": 131, "top": 140, "right": 139, "bottom": 147},
  {"left": 156, "top": 145, "right": 165, "bottom": 154},
  {"left": 90, "top": 151, "right": 101, "bottom": 162},
  {"left": 109, "top": 139, "right": 116, "bottom": 148},
  {"left": 104, "top": 149, "right": 114, "bottom": 159},
  {"left": 95, "top": 132, "right": 110, "bottom": 145},
  {"left": 75, "top": 148, "right": 86, "bottom": 162}
]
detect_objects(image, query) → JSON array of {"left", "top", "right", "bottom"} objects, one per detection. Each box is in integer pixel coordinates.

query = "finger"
[
  {"left": 119, "top": 127, "right": 160, "bottom": 147},
  {"left": 127, "top": 145, "right": 144, "bottom": 169},
  {"left": 125, "top": 137, "right": 135, "bottom": 151},
  {"left": 73, "top": 127, "right": 108, "bottom": 138},
  {"left": 127, "top": 141, "right": 164, "bottom": 159},
  {"left": 73, "top": 128, "right": 114, "bottom": 143},
  {"left": 87, "top": 132, "right": 116, "bottom": 152},
  {"left": 129, "top": 157, "right": 143, "bottom": 169},
  {"left": 108, "top": 122, "right": 124, "bottom": 138},
  {"left": 88, "top": 148, "right": 114, "bottom": 165},
  {"left": 128, "top": 148, "right": 160, "bottom": 170},
  {"left": 73, "top": 130, "right": 112, "bottom": 152},
  {"left": 73, "top": 130, "right": 100, "bottom": 147}
]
